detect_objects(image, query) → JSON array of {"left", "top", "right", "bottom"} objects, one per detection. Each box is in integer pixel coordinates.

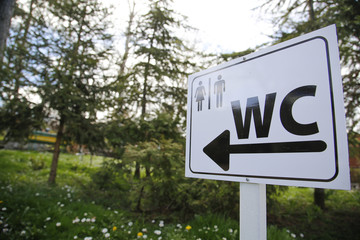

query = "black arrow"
[{"left": 203, "top": 130, "right": 327, "bottom": 171}]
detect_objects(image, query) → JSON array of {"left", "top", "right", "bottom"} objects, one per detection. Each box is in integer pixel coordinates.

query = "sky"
[
  {"left": 107, "top": 0, "right": 274, "bottom": 54},
  {"left": 172, "top": 0, "right": 273, "bottom": 53}
]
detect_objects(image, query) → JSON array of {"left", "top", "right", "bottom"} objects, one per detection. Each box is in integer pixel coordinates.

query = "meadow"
[{"left": 0, "top": 149, "right": 359, "bottom": 239}]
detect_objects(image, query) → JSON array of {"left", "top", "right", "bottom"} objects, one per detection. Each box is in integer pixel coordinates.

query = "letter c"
[{"left": 280, "top": 85, "right": 319, "bottom": 136}]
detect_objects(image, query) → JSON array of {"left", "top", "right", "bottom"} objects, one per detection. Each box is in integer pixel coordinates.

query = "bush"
[{"left": 89, "top": 139, "right": 240, "bottom": 220}]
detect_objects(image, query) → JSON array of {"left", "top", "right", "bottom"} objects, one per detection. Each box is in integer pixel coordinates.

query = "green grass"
[
  {"left": 1, "top": 149, "right": 359, "bottom": 239},
  {"left": 0, "top": 150, "right": 242, "bottom": 239},
  {"left": 268, "top": 186, "right": 360, "bottom": 240}
]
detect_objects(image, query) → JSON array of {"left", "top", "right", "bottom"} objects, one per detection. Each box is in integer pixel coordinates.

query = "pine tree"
[
  {"left": 128, "top": 0, "right": 194, "bottom": 120},
  {"left": 118, "top": 0, "right": 194, "bottom": 178},
  {"left": 26, "top": 0, "right": 114, "bottom": 184},
  {"left": 0, "top": 0, "right": 44, "bottom": 143}
]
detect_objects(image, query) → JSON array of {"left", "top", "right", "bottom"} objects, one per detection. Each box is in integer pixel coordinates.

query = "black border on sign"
[{"left": 188, "top": 36, "right": 339, "bottom": 182}]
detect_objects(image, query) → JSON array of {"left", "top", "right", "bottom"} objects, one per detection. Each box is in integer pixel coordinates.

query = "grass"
[
  {"left": 0, "top": 150, "right": 242, "bottom": 239},
  {"left": 1, "top": 149, "right": 359, "bottom": 239},
  {"left": 267, "top": 186, "right": 360, "bottom": 240}
]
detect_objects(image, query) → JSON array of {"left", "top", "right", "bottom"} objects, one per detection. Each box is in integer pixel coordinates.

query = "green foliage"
[
  {"left": 219, "top": 48, "right": 255, "bottom": 62},
  {"left": 267, "top": 225, "right": 297, "bottom": 240},
  {"left": 1, "top": 0, "right": 115, "bottom": 183},
  {"left": 0, "top": 97, "right": 44, "bottom": 143},
  {"left": 186, "top": 214, "right": 239, "bottom": 240},
  {"left": 90, "top": 135, "right": 240, "bottom": 220},
  {"left": 33, "top": 0, "right": 113, "bottom": 146},
  {"left": 1, "top": 150, "right": 360, "bottom": 239},
  {"left": 268, "top": 187, "right": 360, "bottom": 240},
  {"left": 125, "top": 0, "right": 195, "bottom": 121},
  {"left": 29, "top": 156, "right": 45, "bottom": 170},
  {"left": 0, "top": 0, "right": 44, "bottom": 143}
]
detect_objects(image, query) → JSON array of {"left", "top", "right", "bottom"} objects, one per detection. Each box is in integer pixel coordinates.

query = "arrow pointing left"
[{"left": 203, "top": 130, "right": 327, "bottom": 171}]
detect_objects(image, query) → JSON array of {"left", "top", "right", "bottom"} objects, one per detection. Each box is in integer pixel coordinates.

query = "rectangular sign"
[{"left": 185, "top": 25, "right": 351, "bottom": 190}]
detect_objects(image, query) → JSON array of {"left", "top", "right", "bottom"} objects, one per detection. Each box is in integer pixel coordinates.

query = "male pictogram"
[
  {"left": 214, "top": 75, "right": 225, "bottom": 108},
  {"left": 194, "top": 81, "right": 206, "bottom": 111}
]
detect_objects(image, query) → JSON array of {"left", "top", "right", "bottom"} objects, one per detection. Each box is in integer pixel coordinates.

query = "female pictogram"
[
  {"left": 194, "top": 81, "right": 206, "bottom": 111},
  {"left": 214, "top": 75, "right": 225, "bottom": 108}
]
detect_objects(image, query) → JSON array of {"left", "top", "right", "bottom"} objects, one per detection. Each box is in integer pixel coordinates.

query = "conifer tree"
[
  {"left": 0, "top": 0, "right": 44, "bottom": 143},
  {"left": 26, "top": 0, "right": 114, "bottom": 184},
  {"left": 121, "top": 0, "right": 194, "bottom": 178}
]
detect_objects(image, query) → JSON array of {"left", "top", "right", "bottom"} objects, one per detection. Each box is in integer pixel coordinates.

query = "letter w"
[{"left": 231, "top": 93, "right": 276, "bottom": 139}]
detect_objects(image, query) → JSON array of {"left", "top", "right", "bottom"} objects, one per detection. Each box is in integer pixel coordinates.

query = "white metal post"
[{"left": 240, "top": 183, "right": 267, "bottom": 240}]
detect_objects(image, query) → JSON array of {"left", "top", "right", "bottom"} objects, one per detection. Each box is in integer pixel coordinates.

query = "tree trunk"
[
  {"left": 48, "top": 116, "right": 65, "bottom": 184},
  {"left": 0, "top": 0, "right": 16, "bottom": 63},
  {"left": 119, "top": 0, "right": 135, "bottom": 76},
  {"left": 308, "top": 0, "right": 315, "bottom": 22},
  {"left": 314, "top": 188, "right": 325, "bottom": 209}
]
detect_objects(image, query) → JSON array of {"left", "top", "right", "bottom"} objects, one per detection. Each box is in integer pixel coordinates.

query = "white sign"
[{"left": 185, "top": 25, "right": 351, "bottom": 190}]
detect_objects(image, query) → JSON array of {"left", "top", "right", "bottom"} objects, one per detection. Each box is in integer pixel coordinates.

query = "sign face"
[{"left": 185, "top": 25, "right": 351, "bottom": 190}]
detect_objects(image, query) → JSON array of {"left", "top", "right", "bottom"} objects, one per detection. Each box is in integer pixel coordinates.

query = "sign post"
[
  {"left": 240, "top": 183, "right": 266, "bottom": 240},
  {"left": 185, "top": 25, "right": 351, "bottom": 239}
]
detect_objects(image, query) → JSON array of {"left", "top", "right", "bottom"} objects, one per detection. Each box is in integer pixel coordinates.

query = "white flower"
[
  {"left": 222, "top": 238, "right": 227, "bottom": 240},
  {"left": 159, "top": 220, "right": 164, "bottom": 227},
  {"left": 291, "top": 233, "right": 296, "bottom": 238},
  {"left": 143, "top": 234, "right": 148, "bottom": 239},
  {"left": 114, "top": 210, "right": 118, "bottom": 214},
  {"left": 102, "top": 228, "right": 108, "bottom": 233},
  {"left": 86, "top": 218, "right": 90, "bottom": 222},
  {"left": 2, "top": 228, "right": 9, "bottom": 233},
  {"left": 142, "top": 228, "right": 147, "bottom": 232},
  {"left": 72, "top": 217, "right": 80, "bottom": 223},
  {"left": 60, "top": 204, "right": 64, "bottom": 207},
  {"left": 35, "top": 193, "right": 40, "bottom": 196},
  {"left": 176, "top": 224, "right": 182, "bottom": 228},
  {"left": 91, "top": 217, "right": 96, "bottom": 223},
  {"left": 56, "top": 222, "right": 61, "bottom": 227},
  {"left": 45, "top": 217, "right": 51, "bottom": 221},
  {"left": 128, "top": 221, "right": 133, "bottom": 227},
  {"left": 74, "top": 236, "right": 78, "bottom": 239},
  {"left": 84, "top": 213, "right": 88, "bottom": 216},
  {"left": 81, "top": 218, "right": 86, "bottom": 223},
  {"left": 105, "top": 233, "right": 110, "bottom": 238},
  {"left": 228, "top": 228, "right": 233, "bottom": 233},
  {"left": 20, "top": 230, "right": 26, "bottom": 235},
  {"left": 300, "top": 233, "right": 304, "bottom": 238},
  {"left": 84, "top": 237, "right": 92, "bottom": 240},
  {"left": 2, "top": 207, "right": 7, "bottom": 211},
  {"left": 154, "top": 230, "right": 161, "bottom": 235}
]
